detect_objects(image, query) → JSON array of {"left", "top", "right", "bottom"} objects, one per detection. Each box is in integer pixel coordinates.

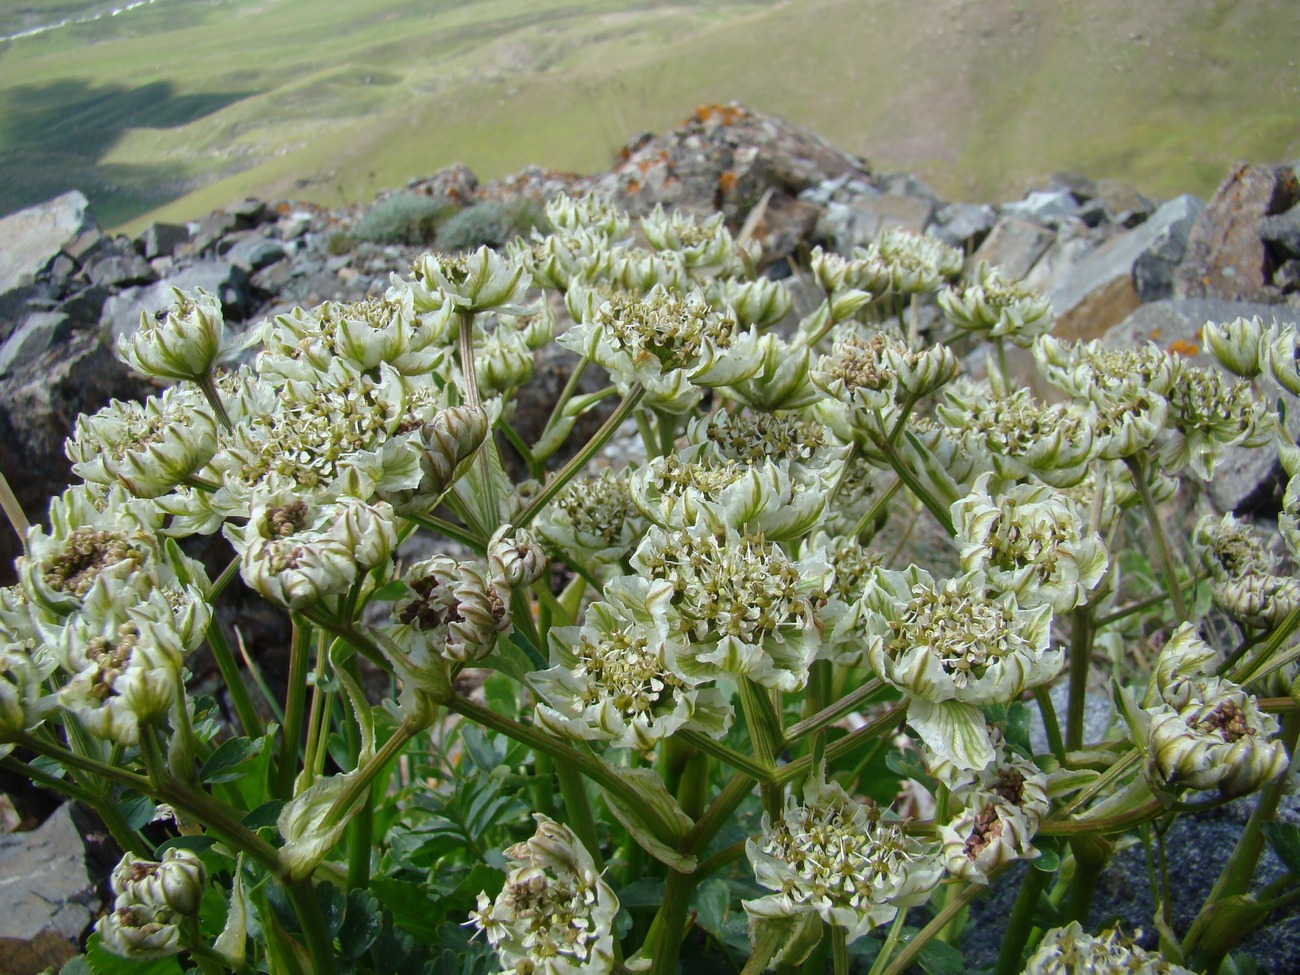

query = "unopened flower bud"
[
  {"left": 1204, "top": 315, "right": 1265, "bottom": 378},
  {"left": 98, "top": 905, "right": 183, "bottom": 959},
  {"left": 420, "top": 405, "right": 489, "bottom": 495},
  {"left": 118, "top": 287, "right": 226, "bottom": 383},
  {"left": 488, "top": 528, "right": 548, "bottom": 589}
]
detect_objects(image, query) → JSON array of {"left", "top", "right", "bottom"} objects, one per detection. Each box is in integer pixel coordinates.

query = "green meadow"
[{"left": 0, "top": 0, "right": 1296, "bottom": 231}]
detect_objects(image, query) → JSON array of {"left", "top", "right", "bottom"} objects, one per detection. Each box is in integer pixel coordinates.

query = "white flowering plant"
[{"left": 2, "top": 195, "right": 1300, "bottom": 975}]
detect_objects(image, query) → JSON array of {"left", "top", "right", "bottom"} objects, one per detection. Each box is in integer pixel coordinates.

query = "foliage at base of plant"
[
  {"left": 3, "top": 193, "right": 1300, "bottom": 975},
  {"left": 351, "top": 191, "right": 462, "bottom": 246}
]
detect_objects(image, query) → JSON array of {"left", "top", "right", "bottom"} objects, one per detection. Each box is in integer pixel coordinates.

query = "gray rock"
[
  {"left": 0, "top": 312, "right": 72, "bottom": 377},
  {"left": 86, "top": 249, "right": 157, "bottom": 289},
  {"left": 0, "top": 191, "right": 96, "bottom": 296},
  {"left": 1276, "top": 258, "right": 1300, "bottom": 294},
  {"left": 1020, "top": 224, "right": 1099, "bottom": 296},
  {"left": 226, "top": 235, "right": 287, "bottom": 273},
  {"left": 822, "top": 194, "right": 933, "bottom": 251},
  {"left": 1105, "top": 298, "right": 1300, "bottom": 513},
  {"left": 57, "top": 285, "right": 111, "bottom": 327},
  {"left": 1002, "top": 189, "right": 1079, "bottom": 227},
  {"left": 876, "top": 171, "right": 941, "bottom": 202},
  {"left": 1261, "top": 202, "right": 1300, "bottom": 258},
  {"left": 930, "top": 202, "right": 997, "bottom": 249},
  {"left": 1132, "top": 195, "right": 1205, "bottom": 302},
  {"left": 101, "top": 260, "right": 251, "bottom": 345},
  {"left": 138, "top": 221, "right": 191, "bottom": 260},
  {"left": 0, "top": 804, "right": 103, "bottom": 975},
  {"left": 42, "top": 253, "right": 77, "bottom": 291},
  {"left": 1050, "top": 194, "right": 1205, "bottom": 341},
  {"left": 971, "top": 217, "right": 1056, "bottom": 281},
  {"left": 1080, "top": 179, "right": 1157, "bottom": 229},
  {"left": 1027, "top": 682, "right": 1120, "bottom": 755}
]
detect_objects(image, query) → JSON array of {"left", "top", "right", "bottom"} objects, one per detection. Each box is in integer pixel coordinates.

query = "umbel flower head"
[
  {"left": 862, "top": 566, "right": 1059, "bottom": 770},
  {"left": 97, "top": 849, "right": 206, "bottom": 960},
  {"left": 1117, "top": 624, "right": 1290, "bottom": 797},
  {"left": 743, "top": 765, "right": 942, "bottom": 943},
  {"left": 558, "top": 285, "right": 763, "bottom": 412},
  {"left": 535, "top": 469, "right": 648, "bottom": 577},
  {"left": 1022, "top": 922, "right": 1196, "bottom": 975},
  {"left": 382, "top": 555, "right": 510, "bottom": 673},
  {"left": 1193, "top": 513, "right": 1299, "bottom": 629},
  {"left": 469, "top": 815, "right": 619, "bottom": 975},
  {"left": 630, "top": 522, "right": 832, "bottom": 693},
  {"left": 1157, "top": 364, "right": 1272, "bottom": 480},
  {"left": 118, "top": 287, "right": 227, "bottom": 383},
  {"left": 937, "top": 749, "right": 1049, "bottom": 884},
  {"left": 531, "top": 576, "right": 732, "bottom": 751},
  {"left": 938, "top": 262, "right": 1053, "bottom": 346},
  {"left": 952, "top": 473, "right": 1108, "bottom": 613}
]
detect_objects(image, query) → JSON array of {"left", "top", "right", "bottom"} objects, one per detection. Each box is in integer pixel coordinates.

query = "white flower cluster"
[
  {"left": 97, "top": 849, "right": 206, "bottom": 959},
  {"left": 743, "top": 766, "right": 942, "bottom": 942},
  {"left": 1021, "top": 922, "right": 1195, "bottom": 975},
  {"left": 470, "top": 816, "right": 619, "bottom": 975}
]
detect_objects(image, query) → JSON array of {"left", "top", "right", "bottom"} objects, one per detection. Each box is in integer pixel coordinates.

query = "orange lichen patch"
[
  {"left": 617, "top": 145, "right": 633, "bottom": 163},
  {"left": 625, "top": 177, "right": 641, "bottom": 194},
  {"left": 635, "top": 150, "right": 670, "bottom": 175},
  {"left": 692, "top": 103, "right": 747, "bottom": 126},
  {"left": 276, "top": 201, "right": 292, "bottom": 215},
  {"left": 1168, "top": 338, "right": 1201, "bottom": 357},
  {"left": 1149, "top": 328, "right": 1161, "bottom": 340},
  {"left": 719, "top": 170, "right": 739, "bottom": 195}
]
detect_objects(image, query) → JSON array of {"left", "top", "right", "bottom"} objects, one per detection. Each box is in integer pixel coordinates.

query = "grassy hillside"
[{"left": 0, "top": 0, "right": 1296, "bottom": 231}]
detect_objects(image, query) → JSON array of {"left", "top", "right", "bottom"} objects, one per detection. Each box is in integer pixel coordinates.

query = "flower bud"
[
  {"left": 97, "top": 906, "right": 183, "bottom": 960},
  {"left": 420, "top": 405, "right": 489, "bottom": 496},
  {"left": 488, "top": 527, "right": 548, "bottom": 589},
  {"left": 712, "top": 276, "right": 792, "bottom": 329},
  {"left": 1266, "top": 322, "right": 1300, "bottom": 396},
  {"left": 1204, "top": 315, "right": 1265, "bottom": 378},
  {"left": 335, "top": 498, "right": 397, "bottom": 571},
  {"left": 239, "top": 534, "right": 356, "bottom": 610},
  {"left": 118, "top": 287, "right": 226, "bottom": 383}
]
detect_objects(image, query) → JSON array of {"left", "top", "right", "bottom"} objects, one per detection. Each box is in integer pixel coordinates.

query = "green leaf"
[
  {"left": 118, "top": 790, "right": 156, "bottom": 830},
  {"left": 694, "top": 878, "right": 732, "bottom": 937},
  {"left": 1263, "top": 822, "right": 1300, "bottom": 875},
  {"left": 916, "top": 936, "right": 965, "bottom": 975},
  {"left": 337, "top": 890, "right": 384, "bottom": 961},
  {"left": 243, "top": 800, "right": 285, "bottom": 830},
  {"left": 1005, "top": 701, "right": 1034, "bottom": 757},
  {"left": 85, "top": 933, "right": 184, "bottom": 975},
  {"left": 370, "top": 877, "right": 449, "bottom": 941},
  {"left": 371, "top": 579, "right": 408, "bottom": 601},
  {"left": 1031, "top": 840, "right": 1062, "bottom": 873},
  {"left": 616, "top": 878, "right": 666, "bottom": 909},
  {"left": 461, "top": 725, "right": 503, "bottom": 772},
  {"left": 58, "top": 958, "right": 92, "bottom": 975},
  {"left": 483, "top": 672, "right": 518, "bottom": 719},
  {"left": 198, "top": 735, "right": 266, "bottom": 784}
]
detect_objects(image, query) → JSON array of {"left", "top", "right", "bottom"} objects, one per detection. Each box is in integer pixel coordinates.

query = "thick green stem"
[
  {"left": 776, "top": 702, "right": 908, "bottom": 785},
  {"left": 16, "top": 732, "right": 151, "bottom": 793},
  {"left": 739, "top": 680, "right": 782, "bottom": 818},
  {"left": 555, "top": 761, "right": 603, "bottom": 869},
  {"left": 205, "top": 616, "right": 264, "bottom": 739},
  {"left": 285, "top": 879, "right": 338, "bottom": 975},
  {"left": 0, "top": 465, "right": 30, "bottom": 552},
  {"left": 995, "top": 863, "right": 1049, "bottom": 975},
  {"left": 511, "top": 385, "right": 646, "bottom": 530},
  {"left": 831, "top": 924, "right": 849, "bottom": 975},
  {"left": 1123, "top": 454, "right": 1188, "bottom": 622},
  {"left": 320, "top": 719, "right": 423, "bottom": 834},
  {"left": 1182, "top": 710, "right": 1300, "bottom": 961},
  {"left": 678, "top": 729, "right": 774, "bottom": 783},
  {"left": 402, "top": 511, "right": 487, "bottom": 552},
  {"left": 647, "top": 869, "right": 697, "bottom": 975},
  {"left": 277, "top": 615, "right": 314, "bottom": 798},
  {"left": 783, "top": 679, "right": 884, "bottom": 745},
  {"left": 1065, "top": 606, "right": 1094, "bottom": 752},
  {"left": 196, "top": 375, "right": 234, "bottom": 432}
]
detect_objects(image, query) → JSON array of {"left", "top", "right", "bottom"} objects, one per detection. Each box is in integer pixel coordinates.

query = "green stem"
[
  {"left": 850, "top": 477, "right": 902, "bottom": 539},
  {"left": 402, "top": 511, "right": 487, "bottom": 552},
  {"left": 1182, "top": 710, "right": 1300, "bottom": 959},
  {"left": 540, "top": 355, "right": 590, "bottom": 440},
  {"left": 1230, "top": 603, "right": 1300, "bottom": 685},
  {"left": 285, "top": 879, "right": 338, "bottom": 975},
  {"left": 511, "top": 384, "right": 646, "bottom": 530},
  {"left": 342, "top": 653, "right": 373, "bottom": 891},
  {"left": 867, "top": 908, "right": 909, "bottom": 975},
  {"left": 677, "top": 729, "right": 774, "bottom": 783},
  {"left": 1033, "top": 686, "right": 1066, "bottom": 765},
  {"left": 207, "top": 554, "right": 240, "bottom": 602},
  {"left": 871, "top": 432, "right": 955, "bottom": 536},
  {"left": 555, "top": 761, "right": 603, "bottom": 869},
  {"left": 15, "top": 732, "right": 151, "bottom": 792},
  {"left": 205, "top": 616, "right": 264, "bottom": 739},
  {"left": 319, "top": 718, "right": 423, "bottom": 834},
  {"left": 738, "top": 680, "right": 782, "bottom": 818},
  {"left": 831, "top": 924, "right": 849, "bottom": 975},
  {"left": 449, "top": 693, "right": 682, "bottom": 847},
  {"left": 783, "top": 679, "right": 885, "bottom": 745},
  {"left": 1, "top": 756, "right": 148, "bottom": 856},
  {"left": 277, "top": 615, "right": 314, "bottom": 798},
  {"left": 685, "top": 772, "right": 755, "bottom": 856},
  {"left": 647, "top": 869, "right": 697, "bottom": 975},
  {"left": 776, "top": 702, "right": 908, "bottom": 785},
  {"left": 457, "top": 308, "right": 500, "bottom": 525},
  {"left": 994, "top": 862, "right": 1048, "bottom": 975},
  {"left": 880, "top": 882, "right": 984, "bottom": 975},
  {"left": 196, "top": 375, "right": 234, "bottom": 432},
  {"left": 0, "top": 465, "right": 30, "bottom": 552},
  {"left": 695, "top": 838, "right": 748, "bottom": 879},
  {"left": 1123, "top": 454, "right": 1188, "bottom": 622},
  {"left": 1065, "top": 606, "right": 1094, "bottom": 752}
]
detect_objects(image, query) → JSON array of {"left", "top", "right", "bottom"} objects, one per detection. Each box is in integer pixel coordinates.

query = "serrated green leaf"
[
  {"left": 243, "top": 800, "right": 285, "bottom": 830},
  {"left": 198, "top": 735, "right": 265, "bottom": 784},
  {"left": 118, "top": 790, "right": 156, "bottom": 830},
  {"left": 338, "top": 890, "right": 384, "bottom": 961},
  {"left": 461, "top": 725, "right": 502, "bottom": 772},
  {"left": 917, "top": 935, "right": 965, "bottom": 975},
  {"left": 371, "top": 579, "right": 409, "bottom": 601},
  {"left": 1263, "top": 822, "right": 1300, "bottom": 875},
  {"left": 370, "top": 877, "right": 449, "bottom": 940},
  {"left": 85, "top": 933, "right": 184, "bottom": 975},
  {"left": 694, "top": 878, "right": 732, "bottom": 937},
  {"left": 483, "top": 673, "right": 518, "bottom": 719}
]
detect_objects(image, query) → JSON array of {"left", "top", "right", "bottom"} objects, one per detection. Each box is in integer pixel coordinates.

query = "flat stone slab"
[{"left": 0, "top": 192, "right": 96, "bottom": 295}]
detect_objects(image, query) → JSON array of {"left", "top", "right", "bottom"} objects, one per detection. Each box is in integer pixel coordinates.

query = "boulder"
[
  {"left": 971, "top": 217, "right": 1055, "bottom": 281},
  {"left": 821, "top": 193, "right": 933, "bottom": 251},
  {"left": 1132, "top": 194, "right": 1204, "bottom": 301},
  {"left": 1080, "top": 178, "right": 1156, "bottom": 228},
  {"left": 226, "top": 234, "right": 288, "bottom": 273},
  {"left": 736, "top": 191, "right": 820, "bottom": 264},
  {"left": 1049, "top": 194, "right": 1205, "bottom": 341},
  {"left": 407, "top": 162, "right": 480, "bottom": 204},
  {"left": 86, "top": 248, "right": 157, "bottom": 289},
  {"left": 1104, "top": 298, "right": 1300, "bottom": 513},
  {"left": 929, "top": 202, "right": 997, "bottom": 250},
  {"left": 1001, "top": 189, "right": 1079, "bottom": 227},
  {"left": 587, "top": 104, "right": 871, "bottom": 222},
  {"left": 0, "top": 804, "right": 104, "bottom": 975},
  {"left": 1260, "top": 202, "right": 1300, "bottom": 259},
  {"left": 138, "top": 221, "right": 191, "bottom": 260},
  {"left": 1175, "top": 163, "right": 1300, "bottom": 302},
  {"left": 0, "top": 191, "right": 96, "bottom": 297},
  {"left": 0, "top": 312, "right": 72, "bottom": 378}
]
